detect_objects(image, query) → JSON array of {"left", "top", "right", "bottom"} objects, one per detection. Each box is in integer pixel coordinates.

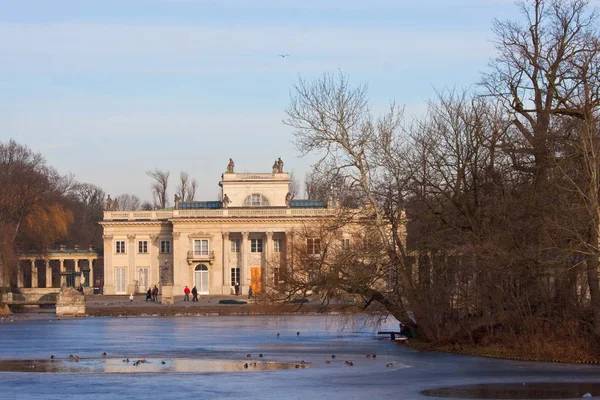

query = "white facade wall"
[{"left": 100, "top": 169, "right": 335, "bottom": 296}]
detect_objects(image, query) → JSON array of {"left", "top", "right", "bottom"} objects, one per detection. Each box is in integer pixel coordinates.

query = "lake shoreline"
[{"left": 83, "top": 302, "right": 363, "bottom": 317}]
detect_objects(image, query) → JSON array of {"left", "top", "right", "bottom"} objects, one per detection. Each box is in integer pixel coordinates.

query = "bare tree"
[
  {"left": 176, "top": 171, "right": 198, "bottom": 202},
  {"left": 146, "top": 169, "right": 170, "bottom": 209},
  {"left": 482, "top": 0, "right": 600, "bottom": 335},
  {"left": 284, "top": 72, "right": 439, "bottom": 338},
  {"left": 68, "top": 183, "right": 105, "bottom": 248},
  {"left": 288, "top": 171, "right": 300, "bottom": 200},
  {"left": 481, "top": 0, "right": 600, "bottom": 183},
  {"left": 114, "top": 194, "right": 142, "bottom": 211},
  {"left": 0, "top": 139, "right": 73, "bottom": 287}
]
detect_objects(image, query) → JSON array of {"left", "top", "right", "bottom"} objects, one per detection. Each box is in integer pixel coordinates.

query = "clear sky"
[{"left": 2, "top": 0, "right": 525, "bottom": 203}]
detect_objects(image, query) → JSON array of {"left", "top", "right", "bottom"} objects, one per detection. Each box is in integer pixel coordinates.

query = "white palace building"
[{"left": 100, "top": 161, "right": 339, "bottom": 297}]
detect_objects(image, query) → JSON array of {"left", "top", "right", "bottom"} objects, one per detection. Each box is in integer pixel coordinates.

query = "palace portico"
[{"left": 100, "top": 163, "right": 338, "bottom": 296}]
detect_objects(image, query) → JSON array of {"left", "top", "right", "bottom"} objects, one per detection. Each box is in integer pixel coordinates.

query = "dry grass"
[{"left": 407, "top": 321, "right": 600, "bottom": 364}]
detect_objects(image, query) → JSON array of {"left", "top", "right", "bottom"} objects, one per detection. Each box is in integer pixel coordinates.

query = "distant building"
[{"left": 100, "top": 164, "right": 339, "bottom": 296}]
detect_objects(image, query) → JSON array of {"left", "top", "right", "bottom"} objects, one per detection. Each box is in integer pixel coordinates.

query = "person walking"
[
  {"left": 184, "top": 286, "right": 190, "bottom": 301},
  {"left": 191, "top": 286, "right": 198, "bottom": 302},
  {"left": 248, "top": 286, "right": 253, "bottom": 299},
  {"left": 152, "top": 285, "right": 159, "bottom": 302},
  {"left": 234, "top": 281, "right": 240, "bottom": 296}
]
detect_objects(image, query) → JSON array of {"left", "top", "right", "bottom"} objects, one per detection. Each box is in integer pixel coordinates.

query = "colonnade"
[
  {"left": 220, "top": 231, "right": 291, "bottom": 294},
  {"left": 17, "top": 252, "right": 102, "bottom": 289}
]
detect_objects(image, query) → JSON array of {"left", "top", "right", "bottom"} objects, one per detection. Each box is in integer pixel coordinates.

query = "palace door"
[
  {"left": 250, "top": 267, "right": 262, "bottom": 294},
  {"left": 115, "top": 267, "right": 126, "bottom": 294},
  {"left": 195, "top": 264, "right": 209, "bottom": 294}
]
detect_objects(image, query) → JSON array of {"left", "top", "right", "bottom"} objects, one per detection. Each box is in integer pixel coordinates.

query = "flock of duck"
[
  {"left": 42, "top": 330, "right": 395, "bottom": 371},
  {"left": 0, "top": 316, "right": 27, "bottom": 323}
]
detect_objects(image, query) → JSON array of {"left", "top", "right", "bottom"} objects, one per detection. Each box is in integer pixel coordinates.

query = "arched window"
[{"left": 242, "top": 193, "right": 270, "bottom": 207}]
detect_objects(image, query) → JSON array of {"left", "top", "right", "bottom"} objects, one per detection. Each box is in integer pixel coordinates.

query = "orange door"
[{"left": 250, "top": 267, "right": 262, "bottom": 294}]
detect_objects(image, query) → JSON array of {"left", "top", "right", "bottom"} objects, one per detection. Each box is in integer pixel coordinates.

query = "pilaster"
[
  {"left": 172, "top": 232, "right": 180, "bottom": 294},
  {"left": 222, "top": 232, "right": 230, "bottom": 294},
  {"left": 265, "top": 231, "right": 273, "bottom": 292},
  {"left": 127, "top": 234, "right": 136, "bottom": 294},
  {"left": 241, "top": 232, "right": 249, "bottom": 294},
  {"left": 102, "top": 234, "right": 114, "bottom": 294}
]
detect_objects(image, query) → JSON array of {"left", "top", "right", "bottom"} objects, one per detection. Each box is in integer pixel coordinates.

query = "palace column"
[
  {"left": 88, "top": 258, "right": 94, "bottom": 288},
  {"left": 102, "top": 235, "right": 114, "bottom": 294},
  {"left": 265, "top": 231, "right": 273, "bottom": 292},
  {"left": 126, "top": 234, "right": 136, "bottom": 294},
  {"left": 241, "top": 232, "right": 249, "bottom": 294},
  {"left": 222, "top": 232, "right": 230, "bottom": 294},
  {"left": 149, "top": 234, "right": 159, "bottom": 290},
  {"left": 171, "top": 232, "right": 180, "bottom": 294},
  {"left": 286, "top": 231, "right": 294, "bottom": 277},
  {"left": 74, "top": 259, "right": 80, "bottom": 287},
  {"left": 16, "top": 262, "right": 23, "bottom": 287},
  {"left": 59, "top": 259, "right": 66, "bottom": 286},
  {"left": 31, "top": 259, "right": 38, "bottom": 288},
  {"left": 45, "top": 259, "right": 52, "bottom": 288}
]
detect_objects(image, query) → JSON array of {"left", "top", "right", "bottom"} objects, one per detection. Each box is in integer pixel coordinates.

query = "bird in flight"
[{"left": 279, "top": 54, "right": 290, "bottom": 58}]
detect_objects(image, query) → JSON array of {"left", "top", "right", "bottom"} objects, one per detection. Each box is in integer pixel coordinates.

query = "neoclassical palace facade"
[{"left": 100, "top": 166, "right": 337, "bottom": 296}]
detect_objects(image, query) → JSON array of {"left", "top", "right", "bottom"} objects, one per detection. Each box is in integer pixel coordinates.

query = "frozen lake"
[{"left": 0, "top": 314, "right": 599, "bottom": 399}]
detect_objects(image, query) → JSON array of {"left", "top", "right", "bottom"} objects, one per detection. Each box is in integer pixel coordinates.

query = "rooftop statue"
[
  {"left": 274, "top": 157, "right": 284, "bottom": 173},
  {"left": 106, "top": 195, "right": 113, "bottom": 211},
  {"left": 285, "top": 192, "right": 292, "bottom": 208},
  {"left": 227, "top": 158, "right": 235, "bottom": 173},
  {"left": 223, "top": 193, "right": 231, "bottom": 208}
]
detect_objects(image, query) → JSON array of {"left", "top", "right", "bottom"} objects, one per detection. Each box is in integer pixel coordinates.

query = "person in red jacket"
[{"left": 184, "top": 286, "right": 190, "bottom": 301}]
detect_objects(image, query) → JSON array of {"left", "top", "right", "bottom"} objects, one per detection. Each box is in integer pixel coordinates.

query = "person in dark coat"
[
  {"left": 152, "top": 285, "right": 159, "bottom": 302},
  {"left": 234, "top": 281, "right": 240, "bottom": 296},
  {"left": 146, "top": 288, "right": 152, "bottom": 302},
  {"left": 191, "top": 286, "right": 198, "bottom": 302}
]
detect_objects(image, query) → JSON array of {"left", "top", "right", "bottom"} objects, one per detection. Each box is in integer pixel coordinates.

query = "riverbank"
[
  {"left": 7, "top": 293, "right": 363, "bottom": 318},
  {"left": 85, "top": 302, "right": 362, "bottom": 317},
  {"left": 405, "top": 335, "right": 600, "bottom": 365}
]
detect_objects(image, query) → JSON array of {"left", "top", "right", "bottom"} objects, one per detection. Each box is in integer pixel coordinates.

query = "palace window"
[
  {"left": 342, "top": 238, "right": 350, "bottom": 251},
  {"left": 138, "top": 241, "right": 148, "bottom": 254},
  {"left": 115, "top": 241, "right": 126, "bottom": 254},
  {"left": 307, "top": 238, "right": 321, "bottom": 255},
  {"left": 160, "top": 240, "right": 171, "bottom": 254},
  {"left": 273, "top": 238, "right": 283, "bottom": 253},
  {"left": 230, "top": 268, "right": 240, "bottom": 286},
  {"left": 194, "top": 239, "right": 209, "bottom": 256},
  {"left": 231, "top": 239, "right": 240, "bottom": 253},
  {"left": 242, "top": 193, "right": 270, "bottom": 207},
  {"left": 251, "top": 239, "right": 263, "bottom": 253}
]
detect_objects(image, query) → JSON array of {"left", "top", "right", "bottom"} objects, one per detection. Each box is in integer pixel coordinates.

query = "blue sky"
[{"left": 2, "top": 0, "right": 525, "bottom": 202}]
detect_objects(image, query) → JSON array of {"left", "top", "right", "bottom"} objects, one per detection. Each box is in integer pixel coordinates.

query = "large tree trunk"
[{"left": 586, "top": 252, "right": 600, "bottom": 336}]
